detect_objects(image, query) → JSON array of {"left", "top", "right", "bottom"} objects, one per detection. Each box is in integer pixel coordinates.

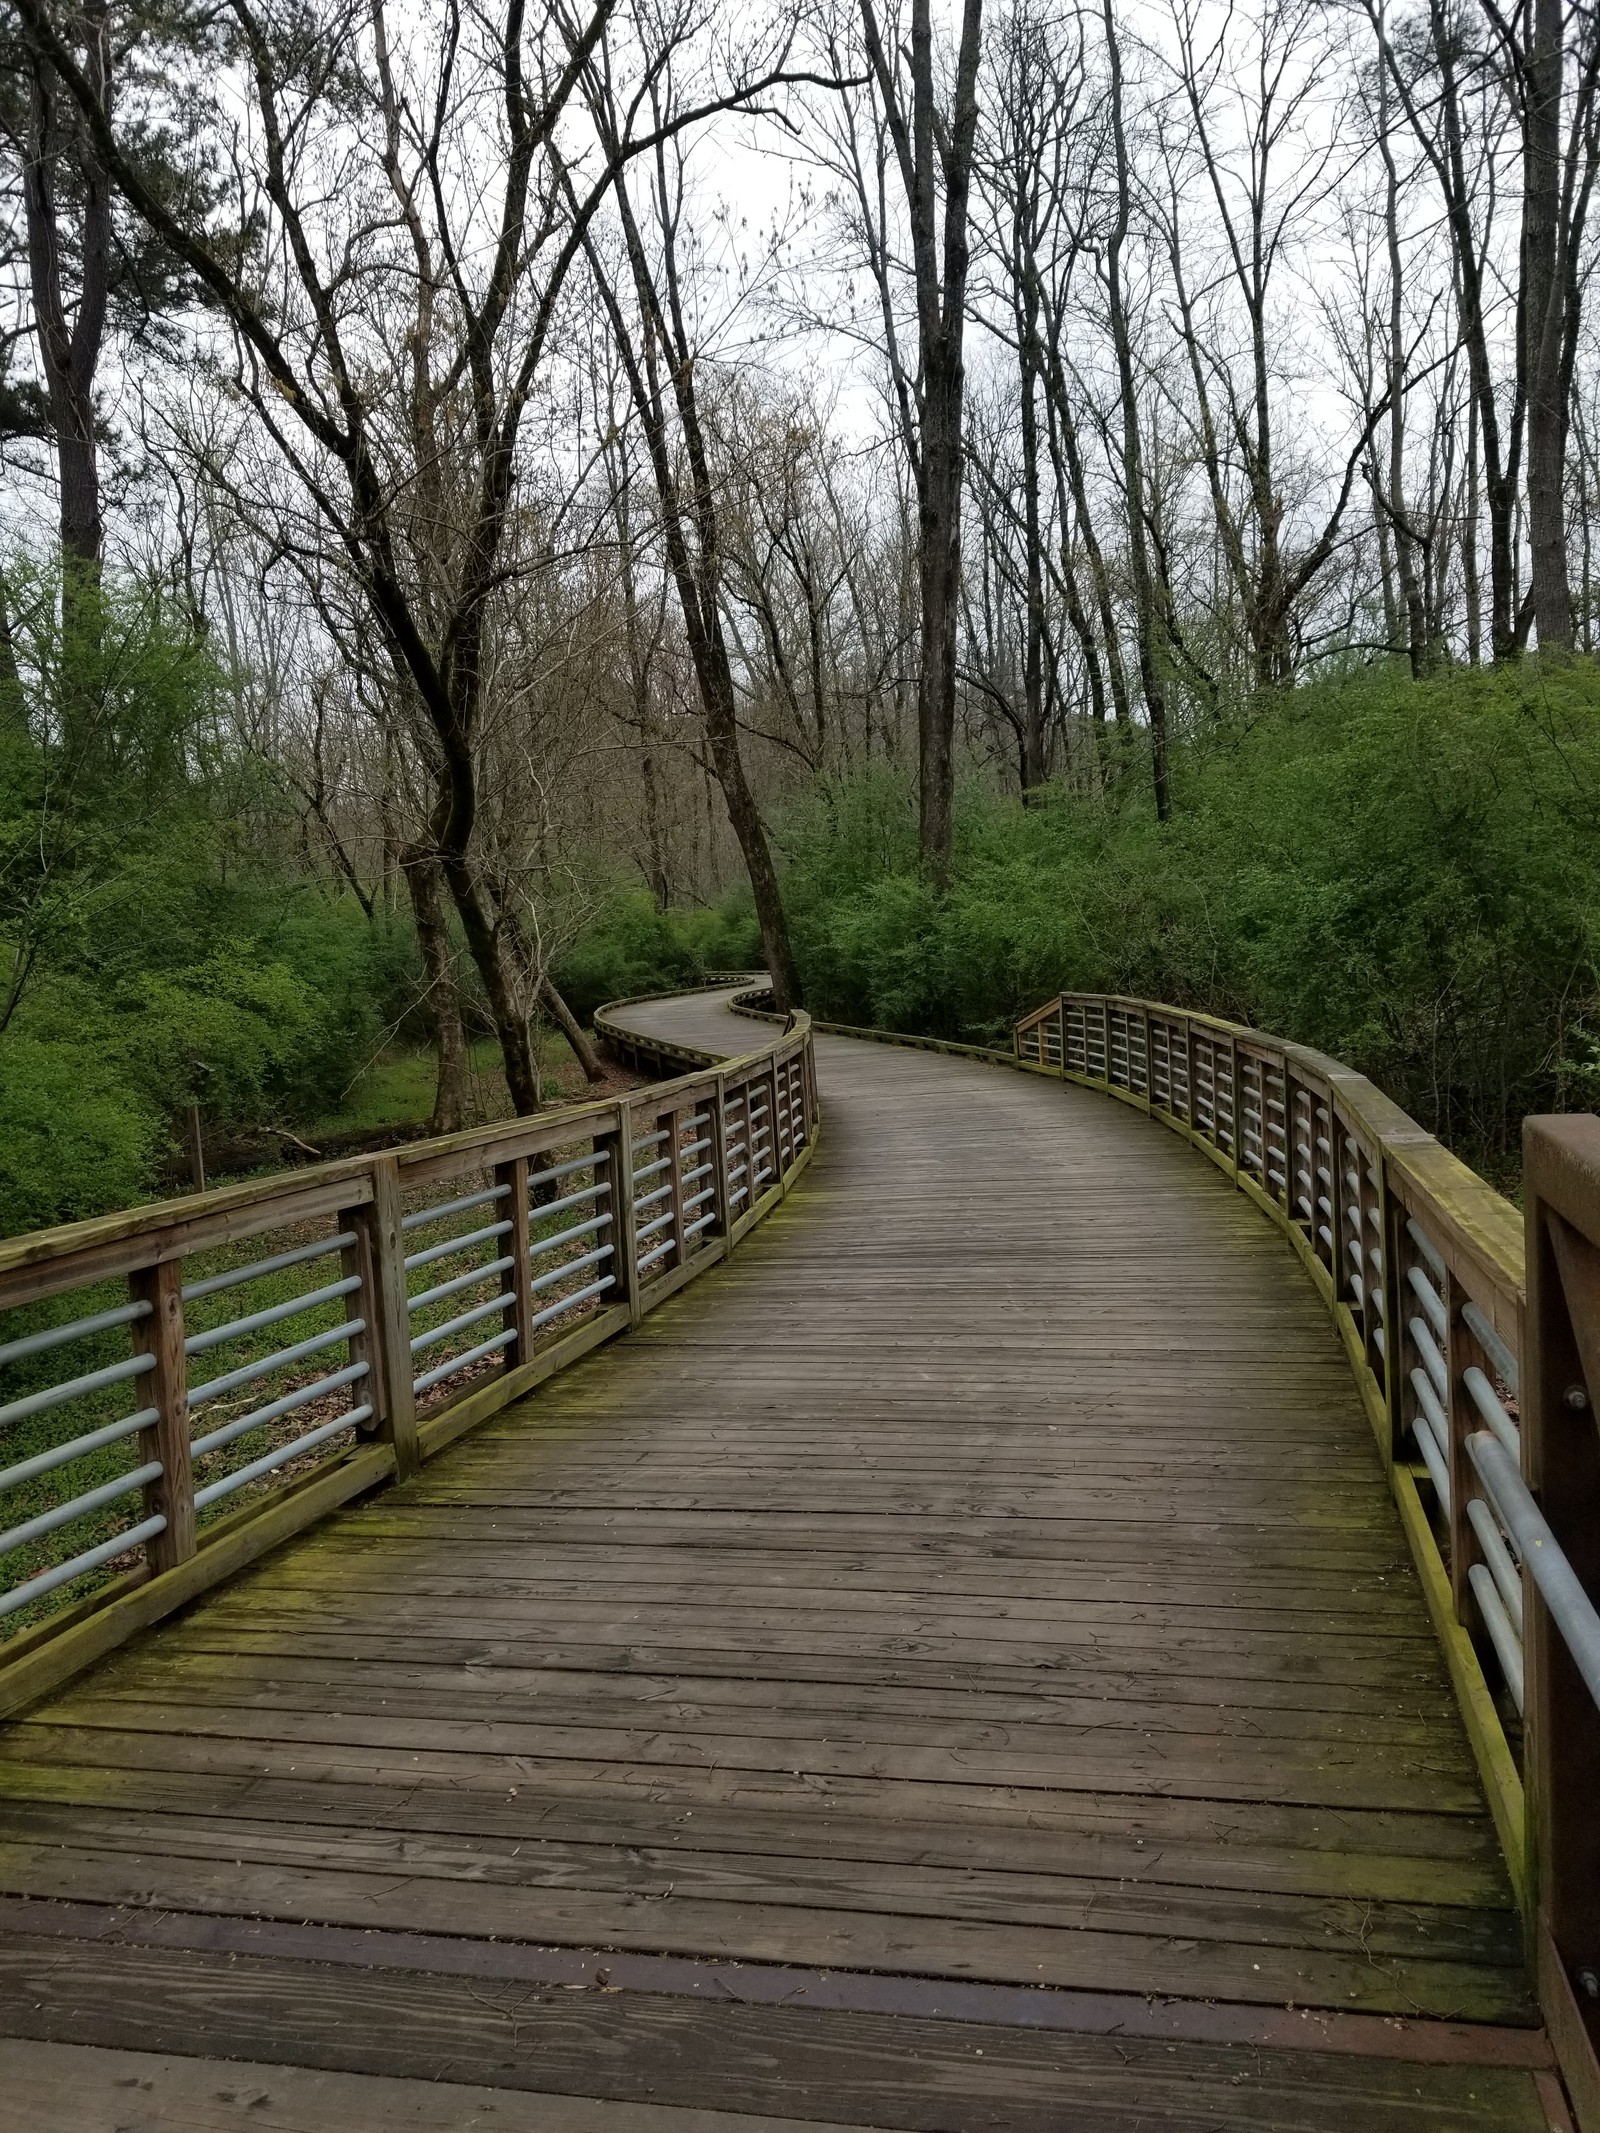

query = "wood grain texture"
[
  {"left": 0, "top": 2037, "right": 885, "bottom": 2133},
  {"left": 0, "top": 989, "right": 1550, "bottom": 2123},
  {"left": 0, "top": 1934, "right": 1559, "bottom": 2132}
]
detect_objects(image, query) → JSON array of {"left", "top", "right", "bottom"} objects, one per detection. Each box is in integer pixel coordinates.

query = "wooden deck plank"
[
  {"left": 0, "top": 988, "right": 1550, "bottom": 2121},
  {"left": 0, "top": 2038, "right": 884, "bottom": 2133},
  {"left": 0, "top": 1934, "right": 1560, "bottom": 2132}
]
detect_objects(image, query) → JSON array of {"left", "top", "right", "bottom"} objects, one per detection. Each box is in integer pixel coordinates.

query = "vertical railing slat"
[
  {"left": 339, "top": 1192, "right": 383, "bottom": 1448},
  {"left": 609, "top": 1106, "right": 642, "bottom": 1324},
  {"left": 497, "top": 1154, "right": 536, "bottom": 1374},
  {"left": 131, "top": 1258, "right": 193, "bottom": 1575},
  {"left": 364, "top": 1154, "right": 419, "bottom": 1479}
]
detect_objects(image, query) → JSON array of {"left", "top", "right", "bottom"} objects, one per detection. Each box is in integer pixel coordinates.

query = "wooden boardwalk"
[{"left": 0, "top": 991, "right": 1564, "bottom": 2128}]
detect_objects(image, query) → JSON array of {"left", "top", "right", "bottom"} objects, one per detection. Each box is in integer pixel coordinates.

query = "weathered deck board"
[
  {"left": 0, "top": 990, "right": 1558, "bottom": 2125},
  {"left": 0, "top": 1943, "right": 1561, "bottom": 2133}
]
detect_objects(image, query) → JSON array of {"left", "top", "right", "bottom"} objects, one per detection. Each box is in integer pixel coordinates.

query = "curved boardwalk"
[{"left": 0, "top": 993, "right": 1561, "bottom": 2129}]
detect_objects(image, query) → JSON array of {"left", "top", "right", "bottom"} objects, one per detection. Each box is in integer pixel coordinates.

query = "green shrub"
[
  {"left": 0, "top": 1033, "right": 160, "bottom": 1233},
  {"left": 555, "top": 888, "right": 763, "bottom": 1025},
  {"left": 0, "top": 561, "right": 408, "bottom": 1234},
  {"left": 778, "top": 662, "right": 1600, "bottom": 1173}
]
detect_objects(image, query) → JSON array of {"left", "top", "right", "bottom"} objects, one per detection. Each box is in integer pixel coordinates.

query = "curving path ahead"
[{"left": 0, "top": 991, "right": 1560, "bottom": 2129}]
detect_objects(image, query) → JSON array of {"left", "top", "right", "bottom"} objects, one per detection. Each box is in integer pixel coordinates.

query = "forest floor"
[
  {"left": 176, "top": 1036, "right": 648, "bottom": 1194},
  {"left": 308, "top": 1034, "right": 640, "bottom": 1143}
]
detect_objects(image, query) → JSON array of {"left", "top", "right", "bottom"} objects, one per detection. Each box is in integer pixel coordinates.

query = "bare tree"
[
  {"left": 856, "top": 0, "right": 984, "bottom": 883},
  {"left": 13, "top": 0, "right": 645, "bottom": 1109},
  {"left": 578, "top": 24, "right": 805, "bottom": 1007}
]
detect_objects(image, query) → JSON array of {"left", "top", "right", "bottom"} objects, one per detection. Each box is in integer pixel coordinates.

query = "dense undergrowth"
[
  {"left": 567, "top": 660, "right": 1600, "bottom": 1184},
  {"left": 775, "top": 662, "right": 1600, "bottom": 1183},
  {"left": 5, "top": 632, "right": 1594, "bottom": 1239},
  {"left": 0, "top": 573, "right": 415, "bottom": 1236}
]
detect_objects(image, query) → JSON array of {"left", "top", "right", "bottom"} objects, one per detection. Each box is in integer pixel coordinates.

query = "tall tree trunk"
[
  {"left": 1103, "top": 0, "right": 1170, "bottom": 823},
  {"left": 861, "top": 0, "right": 984, "bottom": 889},
  {"left": 1370, "top": 459, "right": 1399, "bottom": 650},
  {"left": 1378, "top": 61, "right": 1429, "bottom": 675},
  {"left": 21, "top": 0, "right": 110, "bottom": 698},
  {"left": 1524, "top": 0, "right": 1574, "bottom": 650},
  {"left": 1430, "top": 0, "right": 1520, "bottom": 657},
  {"left": 1042, "top": 376, "right": 1131, "bottom": 730},
  {"left": 1016, "top": 294, "right": 1046, "bottom": 794},
  {"left": 402, "top": 846, "right": 472, "bottom": 1135},
  {"left": 611, "top": 450, "right": 672, "bottom": 911},
  {"left": 435, "top": 845, "right": 542, "bottom": 1116},
  {"left": 918, "top": 351, "right": 964, "bottom": 868},
  {"left": 582, "top": 134, "right": 804, "bottom": 1010},
  {"left": 640, "top": 738, "right": 669, "bottom": 913},
  {"left": 21, "top": 3, "right": 109, "bottom": 583},
  {"left": 1465, "top": 389, "right": 1483, "bottom": 663}
]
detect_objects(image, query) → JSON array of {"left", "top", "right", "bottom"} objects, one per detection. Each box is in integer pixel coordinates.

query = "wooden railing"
[
  {"left": 0, "top": 990, "right": 815, "bottom": 1716},
  {"left": 1017, "top": 990, "right": 1600, "bottom": 2119}
]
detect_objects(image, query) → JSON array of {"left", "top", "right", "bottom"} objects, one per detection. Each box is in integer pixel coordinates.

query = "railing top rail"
[{"left": 0, "top": 980, "right": 803, "bottom": 1293}]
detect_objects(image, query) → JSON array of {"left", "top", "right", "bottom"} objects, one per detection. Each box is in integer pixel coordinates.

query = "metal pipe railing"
[
  {"left": 1015, "top": 988, "right": 1600, "bottom": 2114},
  {"left": 0, "top": 993, "right": 817, "bottom": 1711}
]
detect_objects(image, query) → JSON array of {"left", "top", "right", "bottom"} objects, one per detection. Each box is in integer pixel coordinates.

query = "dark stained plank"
[
  {"left": 0, "top": 1933, "right": 1560, "bottom": 2133},
  {"left": 0, "top": 1798, "right": 1523, "bottom": 1967},
  {"left": 0, "top": 2037, "right": 881, "bottom": 2133},
  {"left": 0, "top": 1729, "right": 1512, "bottom": 1903}
]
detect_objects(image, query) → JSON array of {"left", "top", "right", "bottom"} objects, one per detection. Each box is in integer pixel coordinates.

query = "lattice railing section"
[
  {"left": 0, "top": 1004, "right": 815, "bottom": 1679},
  {"left": 1017, "top": 988, "right": 1600, "bottom": 2104}
]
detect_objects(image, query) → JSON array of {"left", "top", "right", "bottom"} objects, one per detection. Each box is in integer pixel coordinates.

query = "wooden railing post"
[
  {"left": 1523, "top": 1117, "right": 1600, "bottom": 2120},
  {"left": 710, "top": 1070, "right": 733, "bottom": 1240},
  {"left": 339, "top": 1191, "right": 382, "bottom": 1448},
  {"left": 131, "top": 1258, "right": 194, "bottom": 1575},
  {"left": 666, "top": 1107, "right": 689, "bottom": 1267},
  {"left": 602, "top": 1105, "right": 642, "bottom": 1325},
  {"left": 496, "top": 1154, "right": 535, "bottom": 1374},
  {"left": 362, "top": 1154, "right": 419, "bottom": 1480}
]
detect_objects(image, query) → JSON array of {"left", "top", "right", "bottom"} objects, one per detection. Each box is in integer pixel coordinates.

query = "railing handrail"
[
  {"left": 0, "top": 985, "right": 817, "bottom": 1719},
  {"left": 1015, "top": 985, "right": 1600, "bottom": 2122}
]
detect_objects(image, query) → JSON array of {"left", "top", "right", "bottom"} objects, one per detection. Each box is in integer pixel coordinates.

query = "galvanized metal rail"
[
  {"left": 1016, "top": 988, "right": 1600, "bottom": 2127},
  {"left": 0, "top": 990, "right": 816, "bottom": 1717}
]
